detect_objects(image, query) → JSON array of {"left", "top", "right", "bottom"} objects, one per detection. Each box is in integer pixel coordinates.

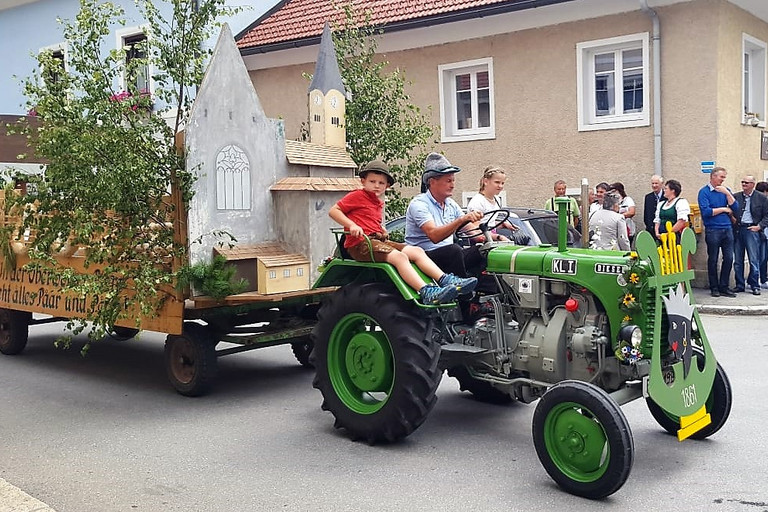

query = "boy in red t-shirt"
[{"left": 330, "top": 160, "right": 475, "bottom": 305}]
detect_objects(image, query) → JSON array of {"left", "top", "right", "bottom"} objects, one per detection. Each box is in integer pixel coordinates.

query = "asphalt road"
[{"left": 1, "top": 315, "right": 766, "bottom": 512}]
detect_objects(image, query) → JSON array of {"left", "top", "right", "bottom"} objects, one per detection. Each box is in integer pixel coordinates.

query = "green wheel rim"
[
  {"left": 328, "top": 312, "right": 394, "bottom": 414},
  {"left": 543, "top": 402, "right": 610, "bottom": 482}
]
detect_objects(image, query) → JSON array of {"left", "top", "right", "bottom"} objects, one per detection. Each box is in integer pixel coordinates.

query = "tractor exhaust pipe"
[{"left": 554, "top": 197, "right": 569, "bottom": 252}]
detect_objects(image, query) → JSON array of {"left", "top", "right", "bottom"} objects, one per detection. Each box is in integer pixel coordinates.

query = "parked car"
[{"left": 385, "top": 207, "right": 582, "bottom": 247}]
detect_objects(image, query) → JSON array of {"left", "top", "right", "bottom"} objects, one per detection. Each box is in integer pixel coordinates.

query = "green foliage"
[
  {"left": 2, "top": 0, "right": 236, "bottom": 349},
  {"left": 330, "top": 4, "right": 436, "bottom": 217},
  {"left": 177, "top": 254, "right": 248, "bottom": 300}
]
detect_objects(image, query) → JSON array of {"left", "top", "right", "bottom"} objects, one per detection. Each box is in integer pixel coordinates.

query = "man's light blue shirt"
[{"left": 405, "top": 190, "right": 463, "bottom": 250}]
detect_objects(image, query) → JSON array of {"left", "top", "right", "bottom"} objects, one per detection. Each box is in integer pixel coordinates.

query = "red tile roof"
[{"left": 237, "top": 0, "right": 572, "bottom": 52}]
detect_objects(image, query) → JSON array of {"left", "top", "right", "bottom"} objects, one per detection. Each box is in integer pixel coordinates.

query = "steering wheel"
[{"left": 455, "top": 209, "right": 511, "bottom": 242}]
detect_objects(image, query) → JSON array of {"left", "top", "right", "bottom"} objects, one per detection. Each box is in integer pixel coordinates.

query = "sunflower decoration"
[
  {"left": 622, "top": 314, "right": 632, "bottom": 324},
  {"left": 620, "top": 261, "right": 648, "bottom": 292}
]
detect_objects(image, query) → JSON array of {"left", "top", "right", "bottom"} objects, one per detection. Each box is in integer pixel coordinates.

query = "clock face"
[
  {"left": 330, "top": 96, "right": 338, "bottom": 109},
  {"left": 313, "top": 94, "right": 322, "bottom": 106}
]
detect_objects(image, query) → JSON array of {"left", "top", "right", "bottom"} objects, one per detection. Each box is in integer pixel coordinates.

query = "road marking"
[{"left": 0, "top": 478, "right": 56, "bottom": 512}]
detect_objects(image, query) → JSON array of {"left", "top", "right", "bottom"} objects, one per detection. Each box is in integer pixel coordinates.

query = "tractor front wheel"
[
  {"left": 311, "top": 282, "right": 442, "bottom": 444},
  {"left": 646, "top": 349, "right": 732, "bottom": 439},
  {"left": 532, "top": 380, "right": 634, "bottom": 499}
]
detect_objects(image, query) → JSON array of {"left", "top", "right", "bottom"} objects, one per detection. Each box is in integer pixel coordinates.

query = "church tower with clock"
[{"left": 308, "top": 22, "right": 346, "bottom": 148}]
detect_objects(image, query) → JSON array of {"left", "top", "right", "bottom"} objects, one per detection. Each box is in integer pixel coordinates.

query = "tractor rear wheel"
[
  {"left": 532, "top": 380, "right": 634, "bottom": 499},
  {"left": 646, "top": 348, "right": 732, "bottom": 439},
  {"left": 311, "top": 282, "right": 441, "bottom": 444}
]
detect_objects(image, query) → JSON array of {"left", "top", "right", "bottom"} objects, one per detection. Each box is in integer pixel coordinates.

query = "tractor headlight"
[{"left": 619, "top": 325, "right": 642, "bottom": 347}]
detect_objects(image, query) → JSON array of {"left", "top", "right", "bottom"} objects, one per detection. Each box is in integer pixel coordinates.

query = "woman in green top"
[{"left": 654, "top": 179, "right": 691, "bottom": 237}]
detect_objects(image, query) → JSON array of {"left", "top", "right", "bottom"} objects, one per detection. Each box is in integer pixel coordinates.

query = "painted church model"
[{"left": 184, "top": 22, "right": 358, "bottom": 295}]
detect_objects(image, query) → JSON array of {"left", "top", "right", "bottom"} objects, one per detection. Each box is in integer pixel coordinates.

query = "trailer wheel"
[
  {"left": 532, "top": 380, "right": 634, "bottom": 499},
  {"left": 0, "top": 309, "right": 32, "bottom": 356},
  {"left": 646, "top": 348, "right": 732, "bottom": 440},
  {"left": 164, "top": 323, "right": 218, "bottom": 396},
  {"left": 311, "top": 282, "right": 441, "bottom": 444},
  {"left": 290, "top": 335, "right": 314, "bottom": 369},
  {"left": 448, "top": 365, "right": 512, "bottom": 404}
]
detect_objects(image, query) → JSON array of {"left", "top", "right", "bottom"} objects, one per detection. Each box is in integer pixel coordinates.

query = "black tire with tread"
[
  {"left": 646, "top": 348, "right": 732, "bottom": 439},
  {"left": 532, "top": 380, "right": 634, "bottom": 499},
  {"left": 290, "top": 335, "right": 314, "bottom": 368},
  {"left": 448, "top": 365, "right": 512, "bottom": 404},
  {"left": 0, "top": 309, "right": 32, "bottom": 356},
  {"left": 311, "top": 282, "right": 442, "bottom": 444},
  {"left": 164, "top": 322, "right": 218, "bottom": 396}
]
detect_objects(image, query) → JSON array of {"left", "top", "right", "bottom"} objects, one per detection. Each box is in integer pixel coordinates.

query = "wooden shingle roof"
[
  {"left": 284, "top": 139, "right": 357, "bottom": 168},
  {"left": 271, "top": 176, "right": 360, "bottom": 192},
  {"left": 237, "top": 0, "right": 576, "bottom": 52}
]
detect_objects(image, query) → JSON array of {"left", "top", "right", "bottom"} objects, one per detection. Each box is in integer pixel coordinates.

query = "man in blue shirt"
[
  {"left": 405, "top": 153, "right": 484, "bottom": 319},
  {"left": 697, "top": 167, "right": 740, "bottom": 297}
]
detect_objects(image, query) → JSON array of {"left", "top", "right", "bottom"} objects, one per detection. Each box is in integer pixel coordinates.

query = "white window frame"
[
  {"left": 576, "top": 33, "right": 650, "bottom": 131},
  {"left": 38, "top": 42, "right": 68, "bottom": 87},
  {"left": 742, "top": 33, "right": 766, "bottom": 127},
  {"left": 438, "top": 57, "right": 495, "bottom": 142},
  {"left": 115, "top": 25, "right": 154, "bottom": 95}
]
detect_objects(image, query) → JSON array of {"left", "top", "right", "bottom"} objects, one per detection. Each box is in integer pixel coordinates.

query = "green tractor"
[{"left": 309, "top": 198, "right": 732, "bottom": 499}]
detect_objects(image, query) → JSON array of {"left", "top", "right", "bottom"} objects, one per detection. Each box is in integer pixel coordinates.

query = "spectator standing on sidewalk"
[
  {"left": 590, "top": 182, "right": 610, "bottom": 215},
  {"left": 697, "top": 167, "right": 740, "bottom": 297},
  {"left": 733, "top": 175, "right": 768, "bottom": 296},
  {"left": 756, "top": 181, "right": 768, "bottom": 289},
  {"left": 544, "top": 180, "right": 580, "bottom": 228},
  {"left": 643, "top": 175, "right": 664, "bottom": 239},
  {"left": 608, "top": 182, "right": 637, "bottom": 243}
]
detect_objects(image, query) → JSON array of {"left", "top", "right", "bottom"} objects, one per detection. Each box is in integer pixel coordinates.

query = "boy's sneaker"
[
  {"left": 438, "top": 273, "right": 478, "bottom": 295},
  {"left": 761, "top": 281, "right": 768, "bottom": 290},
  {"left": 419, "top": 284, "right": 458, "bottom": 305}
]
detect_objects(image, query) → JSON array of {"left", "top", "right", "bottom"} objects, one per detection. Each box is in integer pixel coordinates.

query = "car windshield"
[{"left": 385, "top": 208, "right": 581, "bottom": 247}]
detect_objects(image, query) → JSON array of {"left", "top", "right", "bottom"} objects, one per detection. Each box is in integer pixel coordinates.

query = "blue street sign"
[{"left": 700, "top": 161, "right": 715, "bottom": 173}]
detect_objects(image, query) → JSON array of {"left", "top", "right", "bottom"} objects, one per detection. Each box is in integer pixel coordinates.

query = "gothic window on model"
[
  {"left": 743, "top": 34, "right": 766, "bottom": 126},
  {"left": 216, "top": 145, "right": 251, "bottom": 210},
  {"left": 577, "top": 33, "right": 650, "bottom": 131},
  {"left": 438, "top": 58, "right": 495, "bottom": 142}
]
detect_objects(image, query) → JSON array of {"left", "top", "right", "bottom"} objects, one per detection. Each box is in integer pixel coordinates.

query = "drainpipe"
[{"left": 640, "top": 0, "right": 662, "bottom": 177}]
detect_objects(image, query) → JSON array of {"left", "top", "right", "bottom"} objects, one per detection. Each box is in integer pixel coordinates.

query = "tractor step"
[{"left": 439, "top": 343, "right": 488, "bottom": 354}]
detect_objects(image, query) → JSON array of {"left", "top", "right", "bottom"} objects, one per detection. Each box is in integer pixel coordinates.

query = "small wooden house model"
[{"left": 214, "top": 242, "right": 309, "bottom": 295}]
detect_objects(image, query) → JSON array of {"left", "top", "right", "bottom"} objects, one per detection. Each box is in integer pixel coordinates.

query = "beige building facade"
[{"left": 240, "top": 0, "right": 768, "bottom": 225}]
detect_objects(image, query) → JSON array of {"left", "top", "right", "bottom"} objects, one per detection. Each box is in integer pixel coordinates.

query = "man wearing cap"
[{"left": 405, "top": 152, "right": 485, "bottom": 287}]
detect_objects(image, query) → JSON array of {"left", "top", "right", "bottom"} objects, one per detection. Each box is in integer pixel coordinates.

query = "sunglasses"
[{"left": 741, "top": 181, "right": 754, "bottom": 185}]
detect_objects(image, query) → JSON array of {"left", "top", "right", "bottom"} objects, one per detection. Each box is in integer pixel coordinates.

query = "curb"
[
  {"left": 0, "top": 478, "right": 56, "bottom": 512},
  {"left": 696, "top": 304, "right": 768, "bottom": 316}
]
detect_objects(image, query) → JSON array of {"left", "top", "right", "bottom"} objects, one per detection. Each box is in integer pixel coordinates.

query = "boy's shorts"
[{"left": 347, "top": 238, "right": 406, "bottom": 263}]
